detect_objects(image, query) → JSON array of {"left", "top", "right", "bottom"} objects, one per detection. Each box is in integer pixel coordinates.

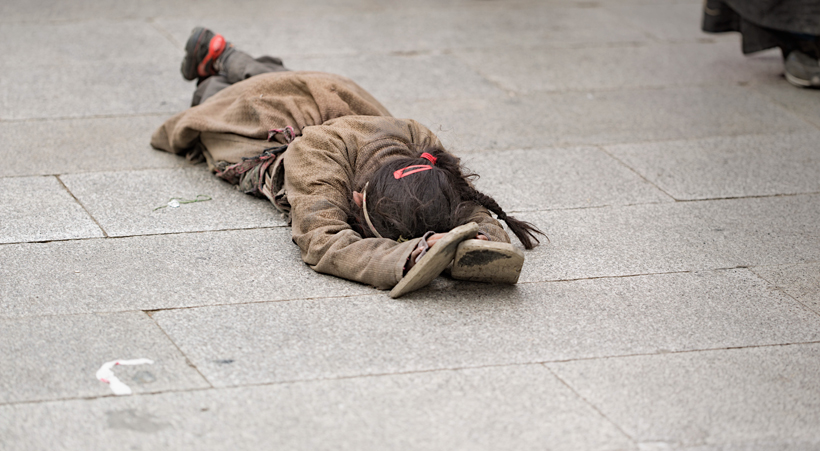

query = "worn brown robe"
[{"left": 152, "top": 71, "right": 509, "bottom": 289}]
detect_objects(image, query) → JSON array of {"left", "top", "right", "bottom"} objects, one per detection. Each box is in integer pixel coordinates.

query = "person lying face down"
[
  {"left": 281, "top": 115, "right": 544, "bottom": 296},
  {"left": 351, "top": 149, "right": 492, "bottom": 268},
  {"left": 151, "top": 27, "right": 546, "bottom": 297},
  {"left": 350, "top": 145, "right": 545, "bottom": 297},
  {"left": 350, "top": 146, "right": 545, "bottom": 266}
]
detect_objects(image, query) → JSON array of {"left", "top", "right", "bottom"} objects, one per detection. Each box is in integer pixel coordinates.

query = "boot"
[{"left": 180, "top": 26, "right": 234, "bottom": 81}]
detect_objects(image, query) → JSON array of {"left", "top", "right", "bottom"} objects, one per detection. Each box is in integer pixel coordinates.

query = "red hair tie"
[
  {"left": 393, "top": 152, "right": 438, "bottom": 179},
  {"left": 394, "top": 165, "right": 433, "bottom": 179}
]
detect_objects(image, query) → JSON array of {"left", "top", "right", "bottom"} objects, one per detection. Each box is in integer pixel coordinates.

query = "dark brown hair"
[{"left": 350, "top": 144, "right": 545, "bottom": 249}]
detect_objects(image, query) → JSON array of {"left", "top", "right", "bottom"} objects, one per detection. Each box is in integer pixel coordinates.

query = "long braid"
[{"left": 468, "top": 187, "right": 544, "bottom": 249}]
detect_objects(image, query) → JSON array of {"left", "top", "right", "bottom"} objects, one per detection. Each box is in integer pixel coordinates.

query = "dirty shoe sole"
[
  {"left": 389, "top": 222, "right": 479, "bottom": 299},
  {"left": 181, "top": 27, "right": 227, "bottom": 80},
  {"left": 181, "top": 27, "right": 211, "bottom": 80},
  {"left": 451, "top": 239, "right": 524, "bottom": 284}
]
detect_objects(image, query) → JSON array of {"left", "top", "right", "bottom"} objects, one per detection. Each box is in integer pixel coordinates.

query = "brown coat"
[
  {"left": 284, "top": 115, "right": 509, "bottom": 289},
  {"left": 151, "top": 71, "right": 391, "bottom": 162},
  {"left": 152, "top": 71, "right": 509, "bottom": 289}
]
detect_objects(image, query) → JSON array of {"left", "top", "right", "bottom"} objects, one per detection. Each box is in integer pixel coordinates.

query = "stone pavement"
[{"left": 1, "top": 0, "right": 819, "bottom": 449}]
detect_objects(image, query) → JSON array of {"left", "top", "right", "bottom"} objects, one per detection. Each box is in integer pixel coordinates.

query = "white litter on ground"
[{"left": 96, "top": 359, "right": 154, "bottom": 395}]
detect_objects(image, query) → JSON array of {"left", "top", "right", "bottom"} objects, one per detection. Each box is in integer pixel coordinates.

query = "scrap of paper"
[
  {"left": 153, "top": 195, "right": 212, "bottom": 211},
  {"left": 96, "top": 359, "right": 154, "bottom": 395}
]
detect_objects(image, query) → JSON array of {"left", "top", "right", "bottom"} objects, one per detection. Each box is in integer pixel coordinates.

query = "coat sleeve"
[
  {"left": 466, "top": 206, "right": 511, "bottom": 243},
  {"left": 283, "top": 123, "right": 420, "bottom": 290}
]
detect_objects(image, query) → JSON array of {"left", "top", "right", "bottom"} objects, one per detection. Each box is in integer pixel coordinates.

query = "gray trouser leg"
[
  {"left": 191, "top": 52, "right": 288, "bottom": 106},
  {"left": 191, "top": 76, "right": 229, "bottom": 106},
  {"left": 223, "top": 52, "right": 288, "bottom": 83}
]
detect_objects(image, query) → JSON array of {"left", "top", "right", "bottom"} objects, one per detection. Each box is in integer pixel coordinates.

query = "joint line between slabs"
[
  {"left": 595, "top": 144, "right": 677, "bottom": 201},
  {"left": 55, "top": 175, "right": 109, "bottom": 238},
  {"left": 748, "top": 268, "right": 820, "bottom": 320},
  {"left": 1, "top": 111, "right": 174, "bottom": 124},
  {"left": 486, "top": 79, "right": 755, "bottom": 97},
  {"left": 674, "top": 190, "right": 820, "bottom": 203},
  {"left": 509, "top": 191, "right": 820, "bottom": 216},
  {"left": 145, "top": 310, "right": 215, "bottom": 390},
  {"left": 141, "top": 291, "right": 374, "bottom": 316},
  {"left": 147, "top": 18, "right": 182, "bottom": 49},
  {"left": 517, "top": 269, "right": 695, "bottom": 285},
  {"left": 0, "top": 225, "right": 290, "bottom": 247},
  {"left": 7, "top": 341, "right": 820, "bottom": 407},
  {"left": 0, "top": 266, "right": 780, "bottom": 321},
  {"left": 593, "top": 129, "right": 820, "bottom": 150},
  {"left": 0, "top": 292, "right": 374, "bottom": 322},
  {"left": 542, "top": 340, "right": 820, "bottom": 366},
  {"left": 460, "top": 129, "right": 820, "bottom": 159},
  {"left": 518, "top": 265, "right": 757, "bottom": 285},
  {"left": 543, "top": 365, "right": 638, "bottom": 444}
]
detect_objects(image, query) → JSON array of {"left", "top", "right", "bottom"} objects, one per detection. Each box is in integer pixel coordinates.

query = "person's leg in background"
[
  {"left": 783, "top": 34, "right": 820, "bottom": 87},
  {"left": 702, "top": 0, "right": 820, "bottom": 88}
]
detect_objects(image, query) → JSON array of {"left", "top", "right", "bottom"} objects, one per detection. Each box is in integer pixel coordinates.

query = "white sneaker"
[{"left": 785, "top": 50, "right": 820, "bottom": 88}]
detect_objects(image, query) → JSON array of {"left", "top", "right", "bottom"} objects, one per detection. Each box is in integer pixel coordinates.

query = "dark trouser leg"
[
  {"left": 191, "top": 51, "right": 288, "bottom": 106},
  {"left": 191, "top": 76, "right": 230, "bottom": 106},
  {"left": 222, "top": 52, "right": 288, "bottom": 84},
  {"left": 702, "top": 0, "right": 819, "bottom": 59},
  {"left": 742, "top": 24, "right": 819, "bottom": 60},
  {"left": 702, "top": 0, "right": 740, "bottom": 34}
]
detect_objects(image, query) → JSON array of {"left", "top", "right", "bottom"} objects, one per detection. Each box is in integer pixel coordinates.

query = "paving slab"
[
  {"left": 606, "top": 1, "right": 737, "bottom": 42},
  {"left": 0, "top": 228, "right": 371, "bottom": 319},
  {"left": 0, "top": 20, "right": 178, "bottom": 69},
  {"left": 155, "top": 3, "right": 649, "bottom": 60},
  {"left": 404, "top": 0, "right": 701, "bottom": 6},
  {"left": 752, "top": 263, "right": 820, "bottom": 316},
  {"left": 0, "top": 365, "right": 634, "bottom": 451},
  {"left": 0, "top": 311, "right": 209, "bottom": 404},
  {"left": 0, "top": 0, "right": 175, "bottom": 22},
  {"left": 0, "top": 62, "right": 191, "bottom": 121},
  {"left": 0, "top": 115, "right": 185, "bottom": 177},
  {"left": 0, "top": 0, "right": 700, "bottom": 23},
  {"left": 151, "top": 269, "right": 820, "bottom": 387},
  {"left": 690, "top": 194, "right": 820, "bottom": 267},
  {"left": 456, "top": 41, "right": 783, "bottom": 92},
  {"left": 287, "top": 53, "right": 505, "bottom": 102},
  {"left": 518, "top": 195, "right": 820, "bottom": 282},
  {"left": 514, "top": 202, "right": 734, "bottom": 282},
  {"left": 2, "top": 0, "right": 816, "bottom": 447},
  {"left": 60, "top": 166, "right": 284, "bottom": 237},
  {"left": 752, "top": 79, "right": 820, "bottom": 129},
  {"left": 604, "top": 131, "right": 820, "bottom": 200},
  {"left": 547, "top": 343, "right": 820, "bottom": 450},
  {"left": 0, "top": 0, "right": 377, "bottom": 22},
  {"left": 461, "top": 146, "right": 671, "bottom": 212},
  {"left": 392, "top": 85, "right": 813, "bottom": 152},
  {"left": 0, "top": 176, "right": 103, "bottom": 244}
]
